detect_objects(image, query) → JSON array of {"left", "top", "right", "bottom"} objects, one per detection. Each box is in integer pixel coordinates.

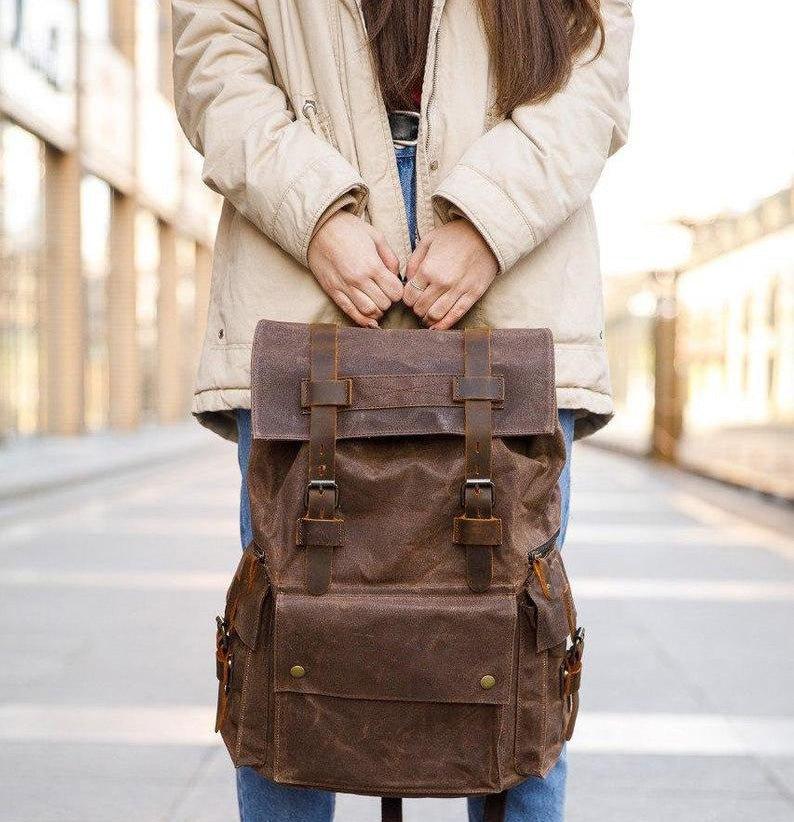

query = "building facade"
[
  {"left": 598, "top": 187, "right": 794, "bottom": 499},
  {"left": 0, "top": 0, "right": 220, "bottom": 441}
]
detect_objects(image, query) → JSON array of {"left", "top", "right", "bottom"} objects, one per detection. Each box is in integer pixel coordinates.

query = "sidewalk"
[
  {"left": 2, "top": 441, "right": 792, "bottom": 821},
  {"left": 0, "top": 422, "right": 220, "bottom": 502}
]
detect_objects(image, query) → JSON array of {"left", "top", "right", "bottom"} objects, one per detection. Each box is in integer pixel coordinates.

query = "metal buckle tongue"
[
  {"left": 304, "top": 479, "right": 339, "bottom": 508},
  {"left": 460, "top": 478, "right": 496, "bottom": 508}
]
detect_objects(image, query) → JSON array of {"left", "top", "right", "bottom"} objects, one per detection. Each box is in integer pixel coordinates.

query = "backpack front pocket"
[{"left": 271, "top": 592, "right": 516, "bottom": 796}]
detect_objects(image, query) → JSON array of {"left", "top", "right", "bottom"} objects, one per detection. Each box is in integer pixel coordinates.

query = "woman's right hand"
[{"left": 307, "top": 211, "right": 403, "bottom": 327}]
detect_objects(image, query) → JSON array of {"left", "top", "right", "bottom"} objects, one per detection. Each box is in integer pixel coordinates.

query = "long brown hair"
[{"left": 361, "top": 0, "right": 604, "bottom": 115}]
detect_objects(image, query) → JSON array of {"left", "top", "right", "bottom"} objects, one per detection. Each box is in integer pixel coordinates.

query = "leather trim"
[
  {"left": 453, "top": 375, "right": 505, "bottom": 403},
  {"left": 296, "top": 517, "right": 345, "bottom": 547},
  {"left": 300, "top": 378, "right": 352, "bottom": 408},
  {"left": 453, "top": 516, "right": 503, "bottom": 545}
]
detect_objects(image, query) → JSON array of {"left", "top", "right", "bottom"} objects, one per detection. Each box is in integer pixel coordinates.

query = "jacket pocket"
[
  {"left": 515, "top": 547, "right": 581, "bottom": 776},
  {"left": 272, "top": 592, "right": 515, "bottom": 795}
]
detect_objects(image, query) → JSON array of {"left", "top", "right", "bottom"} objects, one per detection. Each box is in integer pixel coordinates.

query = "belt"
[{"left": 389, "top": 110, "right": 420, "bottom": 146}]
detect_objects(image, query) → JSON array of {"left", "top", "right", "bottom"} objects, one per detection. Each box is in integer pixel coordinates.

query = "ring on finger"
[{"left": 408, "top": 279, "right": 426, "bottom": 293}]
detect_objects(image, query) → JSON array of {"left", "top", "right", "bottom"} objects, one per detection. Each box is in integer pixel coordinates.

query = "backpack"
[{"left": 215, "top": 320, "right": 584, "bottom": 822}]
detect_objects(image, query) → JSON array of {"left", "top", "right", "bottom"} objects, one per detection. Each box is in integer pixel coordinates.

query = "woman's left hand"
[{"left": 402, "top": 219, "right": 499, "bottom": 330}]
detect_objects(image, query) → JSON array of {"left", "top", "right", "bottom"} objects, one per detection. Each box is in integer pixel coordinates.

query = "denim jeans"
[
  {"left": 395, "top": 144, "right": 418, "bottom": 248},
  {"left": 233, "top": 143, "right": 577, "bottom": 821}
]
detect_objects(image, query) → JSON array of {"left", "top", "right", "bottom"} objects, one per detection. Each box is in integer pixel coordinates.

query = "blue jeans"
[
  {"left": 395, "top": 144, "right": 417, "bottom": 248},
  {"left": 234, "top": 144, "right": 576, "bottom": 821}
]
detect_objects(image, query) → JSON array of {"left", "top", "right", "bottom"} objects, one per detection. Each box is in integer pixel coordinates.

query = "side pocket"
[
  {"left": 515, "top": 548, "right": 583, "bottom": 776},
  {"left": 214, "top": 550, "right": 272, "bottom": 766}
]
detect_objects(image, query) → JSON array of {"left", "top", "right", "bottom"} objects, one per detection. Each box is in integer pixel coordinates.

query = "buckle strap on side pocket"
[{"left": 563, "top": 627, "right": 585, "bottom": 740}]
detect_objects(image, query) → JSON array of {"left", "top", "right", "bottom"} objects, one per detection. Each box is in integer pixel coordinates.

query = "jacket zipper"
[
  {"left": 302, "top": 99, "right": 319, "bottom": 129},
  {"left": 415, "top": 1, "right": 445, "bottom": 244}
]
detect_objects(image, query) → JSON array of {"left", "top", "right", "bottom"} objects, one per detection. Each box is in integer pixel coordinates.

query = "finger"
[
  {"left": 404, "top": 235, "right": 431, "bottom": 284},
  {"left": 358, "top": 277, "right": 393, "bottom": 312},
  {"left": 367, "top": 227, "right": 401, "bottom": 278},
  {"left": 350, "top": 287, "right": 383, "bottom": 319},
  {"left": 373, "top": 267, "right": 404, "bottom": 302},
  {"left": 422, "top": 289, "right": 460, "bottom": 326},
  {"left": 430, "top": 292, "right": 476, "bottom": 331},
  {"left": 412, "top": 282, "right": 446, "bottom": 319},
  {"left": 402, "top": 275, "right": 430, "bottom": 308},
  {"left": 333, "top": 291, "right": 379, "bottom": 328}
]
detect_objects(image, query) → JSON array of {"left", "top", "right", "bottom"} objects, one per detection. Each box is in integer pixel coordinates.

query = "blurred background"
[{"left": 1, "top": 2, "right": 792, "bottom": 821}]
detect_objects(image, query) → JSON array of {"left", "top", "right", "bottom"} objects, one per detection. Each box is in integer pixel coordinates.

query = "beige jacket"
[{"left": 171, "top": 0, "right": 634, "bottom": 441}]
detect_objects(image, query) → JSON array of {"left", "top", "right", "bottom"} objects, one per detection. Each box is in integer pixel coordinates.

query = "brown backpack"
[{"left": 215, "top": 320, "right": 584, "bottom": 822}]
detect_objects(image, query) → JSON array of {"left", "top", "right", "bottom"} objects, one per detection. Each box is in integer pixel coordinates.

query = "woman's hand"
[
  {"left": 308, "top": 211, "right": 404, "bottom": 327},
  {"left": 402, "top": 219, "right": 498, "bottom": 330}
]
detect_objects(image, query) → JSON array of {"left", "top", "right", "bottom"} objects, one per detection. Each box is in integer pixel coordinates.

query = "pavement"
[
  {"left": 1, "top": 430, "right": 793, "bottom": 821},
  {"left": 0, "top": 423, "right": 210, "bottom": 501}
]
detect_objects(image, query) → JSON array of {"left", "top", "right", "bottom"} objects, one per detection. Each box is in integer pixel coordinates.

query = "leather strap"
[
  {"left": 453, "top": 328, "right": 502, "bottom": 592},
  {"left": 381, "top": 797, "right": 402, "bottom": 822},
  {"left": 483, "top": 791, "right": 507, "bottom": 822},
  {"left": 299, "top": 324, "right": 347, "bottom": 595},
  {"left": 380, "top": 793, "right": 504, "bottom": 821}
]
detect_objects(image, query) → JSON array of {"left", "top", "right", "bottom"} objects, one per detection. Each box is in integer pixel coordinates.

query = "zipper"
[
  {"left": 423, "top": 21, "right": 442, "bottom": 158},
  {"left": 414, "top": 1, "right": 446, "bottom": 244},
  {"left": 302, "top": 98, "right": 322, "bottom": 133}
]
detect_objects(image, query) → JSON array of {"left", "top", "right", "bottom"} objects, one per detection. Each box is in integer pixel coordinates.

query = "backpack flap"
[{"left": 251, "top": 320, "right": 557, "bottom": 441}]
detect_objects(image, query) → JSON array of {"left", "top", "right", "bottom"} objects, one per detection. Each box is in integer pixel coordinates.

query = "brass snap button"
[
  {"left": 480, "top": 675, "right": 496, "bottom": 690},
  {"left": 290, "top": 665, "right": 306, "bottom": 679}
]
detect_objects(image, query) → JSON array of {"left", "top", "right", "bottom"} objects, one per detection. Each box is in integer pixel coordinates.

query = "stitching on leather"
[
  {"left": 539, "top": 650, "right": 549, "bottom": 773},
  {"left": 235, "top": 648, "right": 254, "bottom": 759}
]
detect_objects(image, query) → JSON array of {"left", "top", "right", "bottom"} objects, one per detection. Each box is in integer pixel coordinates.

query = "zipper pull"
[{"left": 302, "top": 99, "right": 320, "bottom": 133}]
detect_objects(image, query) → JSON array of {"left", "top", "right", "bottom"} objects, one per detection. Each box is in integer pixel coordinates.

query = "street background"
[{"left": 1, "top": 1, "right": 793, "bottom": 820}]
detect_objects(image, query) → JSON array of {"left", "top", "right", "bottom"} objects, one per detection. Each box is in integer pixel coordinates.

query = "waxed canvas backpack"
[{"left": 214, "top": 320, "right": 585, "bottom": 821}]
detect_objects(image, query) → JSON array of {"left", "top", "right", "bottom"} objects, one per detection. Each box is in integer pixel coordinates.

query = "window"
[
  {"left": 136, "top": 209, "right": 159, "bottom": 421},
  {"left": 81, "top": 175, "right": 111, "bottom": 432},
  {"left": 0, "top": 121, "right": 45, "bottom": 439}
]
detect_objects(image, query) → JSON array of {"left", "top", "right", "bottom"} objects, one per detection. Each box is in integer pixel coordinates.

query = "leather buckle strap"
[
  {"left": 454, "top": 328, "right": 503, "bottom": 593},
  {"left": 298, "top": 324, "right": 344, "bottom": 595},
  {"left": 381, "top": 797, "right": 403, "bottom": 822},
  {"left": 459, "top": 477, "right": 496, "bottom": 509},
  {"left": 483, "top": 791, "right": 507, "bottom": 822},
  {"left": 563, "top": 627, "right": 585, "bottom": 740},
  {"left": 452, "top": 375, "right": 505, "bottom": 403},
  {"left": 300, "top": 378, "right": 352, "bottom": 408},
  {"left": 303, "top": 479, "right": 339, "bottom": 508}
]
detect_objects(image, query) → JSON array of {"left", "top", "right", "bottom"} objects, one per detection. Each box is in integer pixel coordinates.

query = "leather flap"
[
  {"left": 251, "top": 320, "right": 557, "bottom": 441},
  {"left": 225, "top": 550, "right": 270, "bottom": 650},
  {"left": 524, "top": 549, "right": 575, "bottom": 653},
  {"left": 274, "top": 593, "right": 516, "bottom": 705}
]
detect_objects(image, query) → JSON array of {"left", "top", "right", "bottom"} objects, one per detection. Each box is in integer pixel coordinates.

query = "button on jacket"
[{"left": 171, "top": 0, "right": 634, "bottom": 441}]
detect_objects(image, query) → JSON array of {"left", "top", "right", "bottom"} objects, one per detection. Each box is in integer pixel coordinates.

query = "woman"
[{"left": 171, "top": 0, "right": 633, "bottom": 819}]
